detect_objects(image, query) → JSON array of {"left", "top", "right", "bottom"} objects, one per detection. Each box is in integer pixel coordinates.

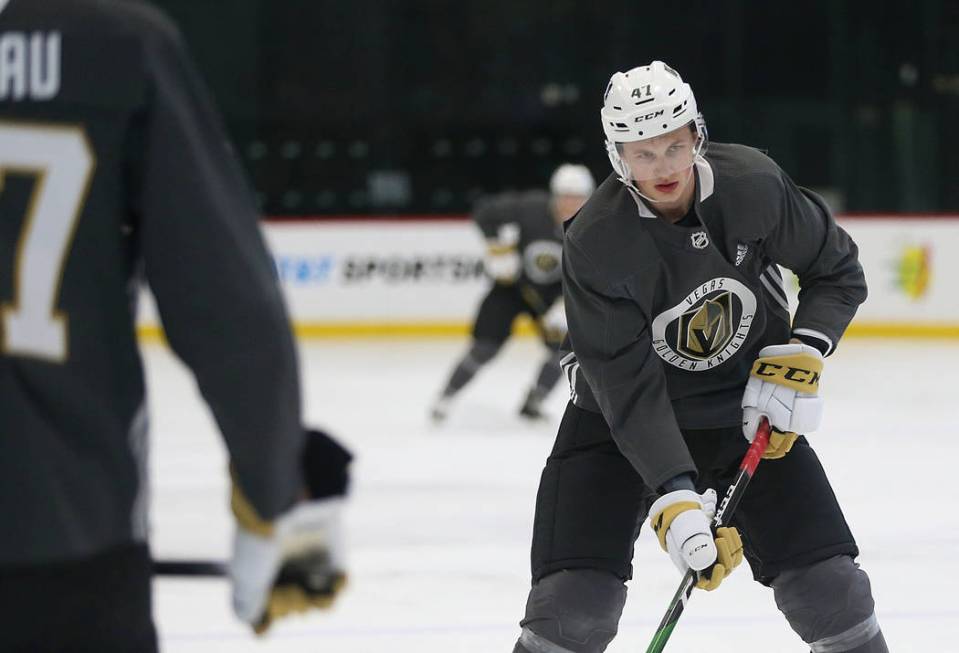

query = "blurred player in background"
[
  {"left": 431, "top": 164, "right": 595, "bottom": 423},
  {"left": 0, "top": 0, "right": 350, "bottom": 650},
  {"left": 512, "top": 62, "right": 887, "bottom": 653}
]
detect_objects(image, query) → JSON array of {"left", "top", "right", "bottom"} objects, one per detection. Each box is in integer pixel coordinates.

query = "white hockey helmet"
[
  {"left": 550, "top": 163, "right": 595, "bottom": 197},
  {"left": 600, "top": 61, "right": 707, "bottom": 184}
]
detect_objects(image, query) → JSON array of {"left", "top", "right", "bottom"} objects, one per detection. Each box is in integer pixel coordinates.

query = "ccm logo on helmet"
[
  {"left": 634, "top": 109, "right": 665, "bottom": 123},
  {"left": 754, "top": 363, "right": 821, "bottom": 385}
]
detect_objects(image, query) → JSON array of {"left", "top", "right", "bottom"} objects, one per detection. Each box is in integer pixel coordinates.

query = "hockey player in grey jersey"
[
  {"left": 0, "top": 1, "right": 350, "bottom": 650},
  {"left": 431, "top": 164, "right": 595, "bottom": 422},
  {"left": 512, "top": 62, "right": 887, "bottom": 653}
]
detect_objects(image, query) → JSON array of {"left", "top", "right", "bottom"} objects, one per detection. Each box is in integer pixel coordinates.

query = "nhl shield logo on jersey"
[
  {"left": 690, "top": 231, "right": 709, "bottom": 250},
  {"left": 651, "top": 278, "right": 757, "bottom": 371}
]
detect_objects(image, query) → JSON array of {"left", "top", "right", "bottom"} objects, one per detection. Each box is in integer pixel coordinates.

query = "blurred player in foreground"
[
  {"left": 0, "top": 1, "right": 350, "bottom": 650},
  {"left": 512, "top": 61, "right": 887, "bottom": 652},
  {"left": 431, "top": 164, "right": 595, "bottom": 423}
]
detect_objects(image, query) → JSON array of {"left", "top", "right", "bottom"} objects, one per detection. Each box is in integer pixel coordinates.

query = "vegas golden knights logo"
[
  {"left": 652, "top": 278, "right": 756, "bottom": 372},
  {"left": 677, "top": 291, "right": 734, "bottom": 359},
  {"left": 534, "top": 252, "right": 559, "bottom": 274},
  {"left": 525, "top": 240, "right": 563, "bottom": 284}
]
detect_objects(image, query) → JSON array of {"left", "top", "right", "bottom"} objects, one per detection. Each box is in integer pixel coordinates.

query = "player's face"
[
  {"left": 621, "top": 126, "right": 698, "bottom": 195},
  {"left": 552, "top": 194, "right": 589, "bottom": 223},
  {"left": 621, "top": 128, "right": 698, "bottom": 181}
]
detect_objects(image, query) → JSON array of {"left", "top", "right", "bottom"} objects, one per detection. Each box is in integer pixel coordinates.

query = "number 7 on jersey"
[{"left": 0, "top": 122, "right": 95, "bottom": 362}]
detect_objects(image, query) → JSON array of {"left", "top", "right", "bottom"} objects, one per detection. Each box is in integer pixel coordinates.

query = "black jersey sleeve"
[
  {"left": 764, "top": 172, "right": 867, "bottom": 355},
  {"left": 563, "top": 233, "right": 697, "bottom": 491},
  {"left": 133, "top": 20, "right": 304, "bottom": 519}
]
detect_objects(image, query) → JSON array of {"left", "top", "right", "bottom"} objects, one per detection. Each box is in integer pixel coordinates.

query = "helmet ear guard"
[
  {"left": 605, "top": 139, "right": 632, "bottom": 188},
  {"left": 693, "top": 112, "right": 709, "bottom": 157}
]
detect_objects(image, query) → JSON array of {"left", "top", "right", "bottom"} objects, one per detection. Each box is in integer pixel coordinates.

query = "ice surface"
[{"left": 147, "top": 337, "right": 959, "bottom": 652}]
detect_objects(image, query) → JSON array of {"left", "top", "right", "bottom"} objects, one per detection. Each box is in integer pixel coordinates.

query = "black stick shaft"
[{"left": 153, "top": 559, "right": 227, "bottom": 577}]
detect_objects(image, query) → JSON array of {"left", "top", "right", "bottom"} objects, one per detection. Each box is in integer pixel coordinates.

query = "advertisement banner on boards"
[{"left": 138, "top": 216, "right": 959, "bottom": 337}]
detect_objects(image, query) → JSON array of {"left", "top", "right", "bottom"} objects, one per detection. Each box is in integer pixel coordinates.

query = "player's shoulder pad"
[
  {"left": 565, "top": 173, "right": 659, "bottom": 282},
  {"left": 705, "top": 142, "right": 783, "bottom": 183},
  {"left": 472, "top": 189, "right": 547, "bottom": 224},
  {"left": 516, "top": 188, "right": 551, "bottom": 213},
  {"left": 76, "top": 0, "right": 184, "bottom": 45},
  {"left": 471, "top": 191, "right": 512, "bottom": 225},
  {"left": 8, "top": 0, "right": 181, "bottom": 44},
  {"left": 704, "top": 142, "right": 789, "bottom": 233},
  {"left": 798, "top": 185, "right": 831, "bottom": 213}
]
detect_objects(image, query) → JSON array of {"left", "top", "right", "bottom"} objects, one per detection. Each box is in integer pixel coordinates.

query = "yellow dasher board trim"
[
  {"left": 137, "top": 320, "right": 959, "bottom": 342},
  {"left": 844, "top": 323, "right": 959, "bottom": 339}
]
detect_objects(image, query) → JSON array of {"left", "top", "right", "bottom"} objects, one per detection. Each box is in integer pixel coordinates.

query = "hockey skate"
[
  {"left": 518, "top": 389, "right": 547, "bottom": 420},
  {"left": 430, "top": 396, "right": 452, "bottom": 424}
]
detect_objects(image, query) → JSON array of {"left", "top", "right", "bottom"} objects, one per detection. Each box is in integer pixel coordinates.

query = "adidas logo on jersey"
[{"left": 735, "top": 243, "right": 749, "bottom": 266}]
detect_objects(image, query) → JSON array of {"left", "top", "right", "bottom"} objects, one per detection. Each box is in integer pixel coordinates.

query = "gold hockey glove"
[
  {"left": 649, "top": 489, "right": 744, "bottom": 592},
  {"left": 230, "top": 429, "right": 351, "bottom": 635},
  {"left": 696, "top": 526, "right": 744, "bottom": 591}
]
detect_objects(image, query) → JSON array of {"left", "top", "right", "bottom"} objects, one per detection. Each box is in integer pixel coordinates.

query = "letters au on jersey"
[{"left": 0, "top": 31, "right": 60, "bottom": 101}]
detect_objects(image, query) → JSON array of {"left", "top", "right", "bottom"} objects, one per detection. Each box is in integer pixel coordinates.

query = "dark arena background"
[{"left": 157, "top": 0, "right": 958, "bottom": 216}]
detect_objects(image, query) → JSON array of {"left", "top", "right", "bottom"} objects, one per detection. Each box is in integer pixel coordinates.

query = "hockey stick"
[
  {"left": 153, "top": 559, "right": 226, "bottom": 577},
  {"left": 644, "top": 417, "right": 771, "bottom": 653}
]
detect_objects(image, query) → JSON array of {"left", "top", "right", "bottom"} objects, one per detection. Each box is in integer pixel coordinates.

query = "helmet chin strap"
[{"left": 631, "top": 164, "right": 696, "bottom": 205}]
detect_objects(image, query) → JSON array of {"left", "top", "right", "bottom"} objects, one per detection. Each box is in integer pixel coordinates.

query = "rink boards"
[{"left": 137, "top": 215, "right": 959, "bottom": 339}]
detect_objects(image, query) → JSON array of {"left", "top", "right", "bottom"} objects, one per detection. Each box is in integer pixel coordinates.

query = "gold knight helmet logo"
[{"left": 677, "top": 291, "right": 734, "bottom": 359}]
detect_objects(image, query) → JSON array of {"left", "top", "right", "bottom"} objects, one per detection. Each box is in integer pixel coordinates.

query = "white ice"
[{"left": 147, "top": 337, "right": 959, "bottom": 652}]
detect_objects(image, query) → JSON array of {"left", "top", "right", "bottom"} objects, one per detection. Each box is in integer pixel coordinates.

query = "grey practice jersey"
[
  {"left": 0, "top": 0, "right": 304, "bottom": 564},
  {"left": 474, "top": 190, "right": 563, "bottom": 308},
  {"left": 562, "top": 143, "right": 867, "bottom": 491}
]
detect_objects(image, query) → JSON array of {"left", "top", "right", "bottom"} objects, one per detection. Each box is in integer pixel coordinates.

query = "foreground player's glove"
[
  {"left": 648, "top": 489, "right": 743, "bottom": 591},
  {"left": 539, "top": 300, "right": 567, "bottom": 343},
  {"left": 483, "top": 223, "right": 522, "bottom": 283},
  {"left": 230, "top": 429, "right": 352, "bottom": 635},
  {"left": 484, "top": 244, "right": 520, "bottom": 282},
  {"left": 741, "top": 343, "right": 824, "bottom": 459}
]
